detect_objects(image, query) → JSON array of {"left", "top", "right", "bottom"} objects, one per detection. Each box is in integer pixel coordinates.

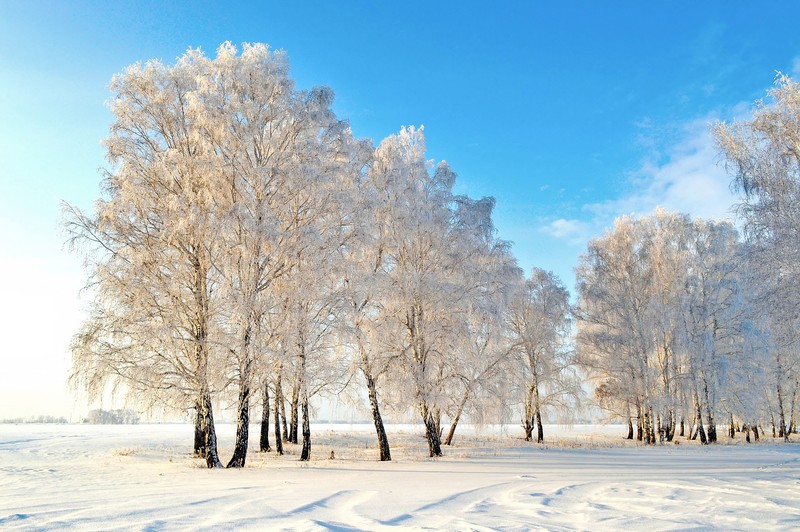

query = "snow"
[{"left": 2, "top": 423, "right": 799, "bottom": 530}]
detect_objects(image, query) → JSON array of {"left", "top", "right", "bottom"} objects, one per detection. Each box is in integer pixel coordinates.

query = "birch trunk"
[
  {"left": 273, "top": 371, "right": 284, "bottom": 455},
  {"left": 533, "top": 381, "right": 544, "bottom": 444},
  {"left": 421, "top": 403, "right": 443, "bottom": 457},
  {"left": 279, "top": 379, "right": 289, "bottom": 443},
  {"left": 227, "top": 326, "right": 253, "bottom": 468},
  {"left": 289, "top": 376, "right": 300, "bottom": 445},
  {"left": 192, "top": 250, "right": 221, "bottom": 468},
  {"left": 260, "top": 382, "right": 271, "bottom": 452},
  {"left": 300, "top": 391, "right": 311, "bottom": 461},
  {"left": 200, "top": 390, "right": 222, "bottom": 468},
  {"left": 444, "top": 387, "right": 470, "bottom": 446},
  {"left": 523, "top": 382, "right": 535, "bottom": 442},
  {"left": 194, "top": 401, "right": 206, "bottom": 457},
  {"left": 703, "top": 377, "right": 716, "bottom": 443},
  {"left": 626, "top": 403, "right": 633, "bottom": 440}
]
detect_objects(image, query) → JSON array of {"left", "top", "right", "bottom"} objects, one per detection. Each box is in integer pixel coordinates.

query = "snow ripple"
[{"left": 1, "top": 424, "right": 798, "bottom": 530}]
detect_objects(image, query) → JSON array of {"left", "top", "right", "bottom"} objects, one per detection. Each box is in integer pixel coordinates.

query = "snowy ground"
[{"left": 2, "top": 423, "right": 799, "bottom": 530}]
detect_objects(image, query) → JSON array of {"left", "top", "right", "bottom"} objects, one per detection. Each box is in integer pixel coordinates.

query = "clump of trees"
[
  {"left": 576, "top": 75, "right": 800, "bottom": 444},
  {"left": 576, "top": 209, "right": 752, "bottom": 443},
  {"left": 87, "top": 409, "right": 140, "bottom": 424},
  {"left": 66, "top": 43, "right": 578, "bottom": 468}
]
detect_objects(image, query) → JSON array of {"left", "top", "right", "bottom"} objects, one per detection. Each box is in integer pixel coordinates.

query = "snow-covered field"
[{"left": 2, "top": 423, "right": 799, "bottom": 530}]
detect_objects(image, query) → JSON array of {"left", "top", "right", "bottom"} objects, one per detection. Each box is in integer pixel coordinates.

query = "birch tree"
[
  {"left": 509, "top": 268, "right": 574, "bottom": 443},
  {"left": 373, "top": 127, "right": 461, "bottom": 457},
  {"left": 576, "top": 215, "right": 662, "bottom": 443},
  {"left": 678, "top": 219, "right": 743, "bottom": 443},
  {"left": 196, "top": 43, "right": 367, "bottom": 466},
  {"left": 66, "top": 50, "right": 226, "bottom": 467},
  {"left": 715, "top": 73, "right": 800, "bottom": 441},
  {"left": 337, "top": 151, "right": 400, "bottom": 460},
  {"left": 443, "top": 197, "right": 521, "bottom": 445}
]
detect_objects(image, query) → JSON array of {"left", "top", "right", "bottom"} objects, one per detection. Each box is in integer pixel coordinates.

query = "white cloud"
[
  {"left": 539, "top": 114, "right": 745, "bottom": 248},
  {"left": 540, "top": 218, "right": 594, "bottom": 245},
  {"left": 792, "top": 55, "right": 800, "bottom": 77},
  {"left": 588, "top": 117, "right": 736, "bottom": 222}
]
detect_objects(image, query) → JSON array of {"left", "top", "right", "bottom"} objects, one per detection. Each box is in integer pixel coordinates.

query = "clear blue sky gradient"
[{"left": 1, "top": 1, "right": 799, "bottom": 417}]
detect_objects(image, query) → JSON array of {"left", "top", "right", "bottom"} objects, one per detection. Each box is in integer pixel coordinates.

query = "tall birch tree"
[{"left": 66, "top": 50, "right": 226, "bottom": 467}]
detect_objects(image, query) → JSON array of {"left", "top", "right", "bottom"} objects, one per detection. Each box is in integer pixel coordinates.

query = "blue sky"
[{"left": 2, "top": 1, "right": 799, "bottom": 418}]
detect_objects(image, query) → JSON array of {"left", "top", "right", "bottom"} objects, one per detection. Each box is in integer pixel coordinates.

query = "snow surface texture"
[{"left": 2, "top": 424, "right": 799, "bottom": 530}]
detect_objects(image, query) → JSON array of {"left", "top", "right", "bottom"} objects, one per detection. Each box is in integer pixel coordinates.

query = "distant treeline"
[
  {"left": 1, "top": 415, "right": 69, "bottom": 424},
  {"left": 1, "top": 410, "right": 141, "bottom": 424}
]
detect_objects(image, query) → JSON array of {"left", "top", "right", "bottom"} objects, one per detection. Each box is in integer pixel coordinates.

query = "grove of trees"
[
  {"left": 87, "top": 409, "right": 140, "bottom": 424},
  {"left": 65, "top": 43, "right": 575, "bottom": 467},
  {"left": 576, "top": 74, "right": 800, "bottom": 445},
  {"left": 66, "top": 44, "right": 799, "bottom": 468}
]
